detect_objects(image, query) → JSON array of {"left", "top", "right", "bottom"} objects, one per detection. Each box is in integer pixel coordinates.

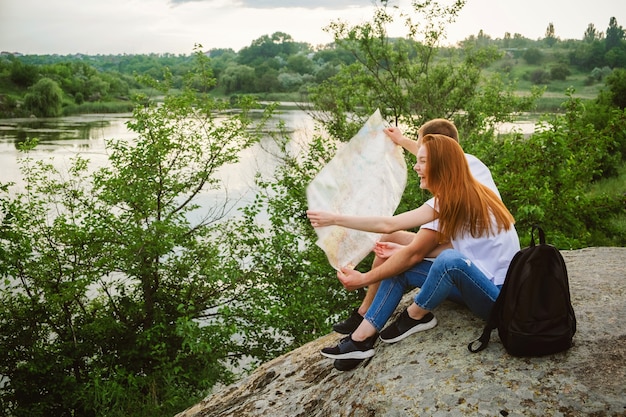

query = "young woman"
[
  {"left": 308, "top": 120, "right": 502, "bottom": 336},
  {"left": 319, "top": 134, "right": 520, "bottom": 364}
]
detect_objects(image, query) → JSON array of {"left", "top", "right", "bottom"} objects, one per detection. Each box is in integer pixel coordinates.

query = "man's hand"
[
  {"left": 337, "top": 266, "right": 367, "bottom": 291},
  {"left": 383, "top": 126, "right": 418, "bottom": 155},
  {"left": 383, "top": 126, "right": 404, "bottom": 146}
]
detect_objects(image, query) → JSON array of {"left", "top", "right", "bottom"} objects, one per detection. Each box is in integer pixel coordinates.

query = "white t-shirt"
[{"left": 421, "top": 153, "right": 520, "bottom": 285}]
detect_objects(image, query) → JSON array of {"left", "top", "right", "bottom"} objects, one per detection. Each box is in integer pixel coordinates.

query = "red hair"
[{"left": 421, "top": 134, "right": 514, "bottom": 240}]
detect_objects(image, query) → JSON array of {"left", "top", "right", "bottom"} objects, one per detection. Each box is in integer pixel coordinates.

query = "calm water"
[
  {"left": 0, "top": 112, "right": 536, "bottom": 216},
  {"left": 0, "top": 111, "right": 317, "bottom": 221}
]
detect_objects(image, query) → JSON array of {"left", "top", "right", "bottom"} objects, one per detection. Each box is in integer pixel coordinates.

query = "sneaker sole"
[
  {"left": 320, "top": 349, "right": 375, "bottom": 360},
  {"left": 333, "top": 358, "right": 364, "bottom": 371},
  {"left": 379, "top": 316, "right": 438, "bottom": 344}
]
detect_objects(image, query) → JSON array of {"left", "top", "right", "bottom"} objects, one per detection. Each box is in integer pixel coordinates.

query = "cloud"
[{"left": 168, "top": 0, "right": 375, "bottom": 9}]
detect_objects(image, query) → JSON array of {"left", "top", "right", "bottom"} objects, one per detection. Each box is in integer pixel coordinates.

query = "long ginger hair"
[{"left": 421, "top": 134, "right": 515, "bottom": 240}]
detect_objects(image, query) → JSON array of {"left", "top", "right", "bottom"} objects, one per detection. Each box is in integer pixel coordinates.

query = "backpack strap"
[
  {"left": 467, "top": 311, "right": 498, "bottom": 352},
  {"left": 467, "top": 281, "right": 508, "bottom": 353},
  {"left": 531, "top": 224, "right": 545, "bottom": 246}
]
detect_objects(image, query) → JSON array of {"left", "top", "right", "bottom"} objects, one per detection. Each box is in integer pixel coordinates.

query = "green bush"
[
  {"left": 23, "top": 77, "right": 63, "bottom": 117},
  {"left": 467, "top": 91, "right": 625, "bottom": 248},
  {"left": 0, "top": 50, "right": 272, "bottom": 417}
]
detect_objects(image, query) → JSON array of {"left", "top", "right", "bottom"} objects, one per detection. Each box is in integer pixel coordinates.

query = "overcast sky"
[{"left": 1, "top": 0, "right": 624, "bottom": 55}]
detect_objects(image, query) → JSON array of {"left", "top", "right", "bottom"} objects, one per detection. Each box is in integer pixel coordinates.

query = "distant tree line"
[{"left": 1, "top": 16, "right": 625, "bottom": 118}]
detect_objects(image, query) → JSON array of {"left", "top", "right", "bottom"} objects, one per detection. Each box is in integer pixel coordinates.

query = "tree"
[
  {"left": 237, "top": 32, "right": 310, "bottom": 67},
  {"left": 583, "top": 23, "right": 602, "bottom": 42},
  {"left": 474, "top": 89, "right": 625, "bottom": 247},
  {"left": 305, "top": 0, "right": 539, "bottom": 228},
  {"left": 286, "top": 54, "right": 315, "bottom": 75},
  {"left": 605, "top": 47, "right": 626, "bottom": 68},
  {"left": 307, "top": 1, "right": 537, "bottom": 142},
  {"left": 9, "top": 59, "right": 39, "bottom": 87},
  {"left": 0, "top": 49, "right": 274, "bottom": 417},
  {"left": 23, "top": 77, "right": 63, "bottom": 117},
  {"left": 605, "top": 17, "right": 625, "bottom": 51},
  {"left": 503, "top": 32, "right": 512, "bottom": 48},
  {"left": 544, "top": 22, "right": 557, "bottom": 47},
  {"left": 603, "top": 68, "right": 626, "bottom": 109},
  {"left": 219, "top": 63, "right": 256, "bottom": 93},
  {"left": 550, "top": 63, "right": 571, "bottom": 80},
  {"left": 569, "top": 39, "right": 606, "bottom": 70}
]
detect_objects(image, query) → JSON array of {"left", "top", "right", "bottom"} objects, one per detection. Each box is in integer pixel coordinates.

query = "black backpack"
[{"left": 468, "top": 225, "right": 576, "bottom": 356}]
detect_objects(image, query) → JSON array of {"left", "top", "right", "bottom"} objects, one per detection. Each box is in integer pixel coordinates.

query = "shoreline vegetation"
[{"left": 2, "top": 17, "right": 623, "bottom": 119}]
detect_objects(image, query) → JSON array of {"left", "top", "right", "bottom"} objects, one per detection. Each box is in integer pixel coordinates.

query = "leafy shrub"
[
  {"left": 23, "top": 77, "right": 63, "bottom": 117},
  {"left": 550, "top": 63, "right": 571, "bottom": 80},
  {"left": 523, "top": 48, "right": 543, "bottom": 65},
  {"left": 529, "top": 68, "right": 550, "bottom": 84},
  {"left": 0, "top": 50, "right": 271, "bottom": 417}
]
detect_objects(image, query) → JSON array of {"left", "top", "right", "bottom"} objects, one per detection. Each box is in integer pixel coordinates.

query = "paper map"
[{"left": 306, "top": 109, "right": 407, "bottom": 270}]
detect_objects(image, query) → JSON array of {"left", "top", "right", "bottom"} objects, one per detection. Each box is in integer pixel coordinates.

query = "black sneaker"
[
  {"left": 320, "top": 334, "right": 376, "bottom": 360},
  {"left": 332, "top": 308, "right": 363, "bottom": 334},
  {"left": 379, "top": 310, "right": 437, "bottom": 344}
]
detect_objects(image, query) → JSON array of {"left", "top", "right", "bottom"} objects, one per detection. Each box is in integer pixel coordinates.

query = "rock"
[{"left": 176, "top": 247, "right": 626, "bottom": 417}]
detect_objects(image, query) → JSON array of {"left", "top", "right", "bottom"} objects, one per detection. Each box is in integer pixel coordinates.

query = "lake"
[
  {"left": 0, "top": 110, "right": 318, "bottom": 221},
  {"left": 0, "top": 111, "right": 537, "bottom": 217}
]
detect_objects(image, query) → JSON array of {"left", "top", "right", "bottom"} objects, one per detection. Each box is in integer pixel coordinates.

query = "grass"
[
  {"left": 589, "top": 164, "right": 626, "bottom": 197},
  {"left": 63, "top": 101, "right": 135, "bottom": 115},
  {"left": 588, "top": 165, "right": 626, "bottom": 246}
]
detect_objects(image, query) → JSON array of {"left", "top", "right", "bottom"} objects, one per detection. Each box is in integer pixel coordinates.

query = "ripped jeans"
[{"left": 364, "top": 249, "right": 501, "bottom": 332}]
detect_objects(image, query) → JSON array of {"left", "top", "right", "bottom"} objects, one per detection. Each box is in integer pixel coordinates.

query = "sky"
[{"left": 0, "top": 0, "right": 624, "bottom": 55}]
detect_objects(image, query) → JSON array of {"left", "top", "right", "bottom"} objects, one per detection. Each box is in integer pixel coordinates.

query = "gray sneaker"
[{"left": 320, "top": 334, "right": 377, "bottom": 360}]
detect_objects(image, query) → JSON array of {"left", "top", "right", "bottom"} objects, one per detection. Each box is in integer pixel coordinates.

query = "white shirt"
[{"left": 421, "top": 153, "right": 519, "bottom": 285}]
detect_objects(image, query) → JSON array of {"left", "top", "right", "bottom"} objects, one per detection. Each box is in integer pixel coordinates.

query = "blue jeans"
[{"left": 364, "top": 249, "right": 501, "bottom": 332}]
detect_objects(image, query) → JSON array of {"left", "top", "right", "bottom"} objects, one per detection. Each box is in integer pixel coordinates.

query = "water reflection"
[
  {"left": 0, "top": 114, "right": 134, "bottom": 150},
  {"left": 0, "top": 111, "right": 317, "bottom": 223}
]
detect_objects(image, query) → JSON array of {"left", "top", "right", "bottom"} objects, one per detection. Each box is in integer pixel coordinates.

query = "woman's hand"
[
  {"left": 373, "top": 241, "right": 404, "bottom": 260},
  {"left": 306, "top": 210, "right": 335, "bottom": 227}
]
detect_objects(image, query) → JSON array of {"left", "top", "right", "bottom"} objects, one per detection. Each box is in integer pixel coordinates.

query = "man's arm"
[
  {"left": 307, "top": 203, "right": 437, "bottom": 234},
  {"left": 384, "top": 126, "right": 419, "bottom": 155},
  {"left": 337, "top": 228, "right": 440, "bottom": 290}
]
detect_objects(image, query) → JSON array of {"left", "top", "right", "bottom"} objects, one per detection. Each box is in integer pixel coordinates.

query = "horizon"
[{"left": 0, "top": 0, "right": 623, "bottom": 56}]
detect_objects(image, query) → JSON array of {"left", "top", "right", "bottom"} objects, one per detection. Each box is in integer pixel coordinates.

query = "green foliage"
[
  {"left": 528, "top": 68, "right": 550, "bottom": 84},
  {"left": 1, "top": 5, "right": 625, "bottom": 417},
  {"left": 550, "top": 63, "right": 571, "bottom": 80},
  {"left": 470, "top": 90, "right": 626, "bottom": 247},
  {"left": 309, "top": 1, "right": 538, "bottom": 138},
  {"left": 218, "top": 125, "right": 360, "bottom": 353},
  {"left": 605, "top": 17, "right": 625, "bottom": 51},
  {"left": 0, "top": 49, "right": 272, "bottom": 417},
  {"left": 601, "top": 68, "right": 626, "bottom": 108},
  {"left": 9, "top": 59, "right": 39, "bottom": 87},
  {"left": 307, "top": 0, "right": 539, "bottom": 215},
  {"left": 23, "top": 77, "right": 64, "bottom": 117},
  {"left": 2, "top": 15, "right": 626, "bottom": 117},
  {"left": 523, "top": 48, "right": 543, "bottom": 65},
  {"left": 237, "top": 32, "right": 311, "bottom": 66}
]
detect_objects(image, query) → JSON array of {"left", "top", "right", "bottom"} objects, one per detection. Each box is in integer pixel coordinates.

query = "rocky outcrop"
[{"left": 177, "top": 247, "right": 626, "bottom": 417}]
